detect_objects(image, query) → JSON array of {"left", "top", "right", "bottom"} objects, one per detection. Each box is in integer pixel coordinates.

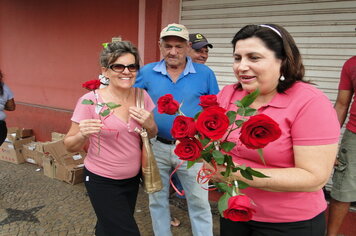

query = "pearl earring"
[{"left": 279, "top": 76, "right": 285, "bottom": 81}]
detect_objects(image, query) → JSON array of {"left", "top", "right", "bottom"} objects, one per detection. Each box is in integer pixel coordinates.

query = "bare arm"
[
  {"left": 63, "top": 119, "right": 103, "bottom": 152},
  {"left": 334, "top": 89, "right": 352, "bottom": 127},
  {"left": 208, "top": 143, "right": 338, "bottom": 192},
  {"left": 4, "top": 98, "right": 15, "bottom": 111}
]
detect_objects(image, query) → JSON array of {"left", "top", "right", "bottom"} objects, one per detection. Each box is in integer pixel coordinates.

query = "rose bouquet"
[{"left": 157, "top": 91, "right": 282, "bottom": 221}]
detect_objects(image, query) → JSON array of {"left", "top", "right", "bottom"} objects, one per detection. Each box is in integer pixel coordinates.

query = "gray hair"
[{"left": 99, "top": 41, "right": 140, "bottom": 69}]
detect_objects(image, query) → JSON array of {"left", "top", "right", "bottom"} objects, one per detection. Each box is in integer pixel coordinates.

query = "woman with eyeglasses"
[
  {"left": 0, "top": 70, "right": 16, "bottom": 146},
  {"left": 64, "top": 41, "right": 157, "bottom": 236}
]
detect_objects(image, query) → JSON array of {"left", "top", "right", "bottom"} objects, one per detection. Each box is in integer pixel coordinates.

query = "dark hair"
[
  {"left": 231, "top": 24, "right": 307, "bottom": 93},
  {"left": 99, "top": 41, "right": 140, "bottom": 69},
  {"left": 0, "top": 71, "right": 3, "bottom": 96}
]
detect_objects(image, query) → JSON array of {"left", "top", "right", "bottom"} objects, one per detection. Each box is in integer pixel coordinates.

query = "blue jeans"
[{"left": 149, "top": 139, "right": 213, "bottom": 236}]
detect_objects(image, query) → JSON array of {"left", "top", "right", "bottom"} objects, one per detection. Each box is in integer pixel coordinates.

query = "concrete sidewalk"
[{"left": 0, "top": 161, "right": 220, "bottom": 236}]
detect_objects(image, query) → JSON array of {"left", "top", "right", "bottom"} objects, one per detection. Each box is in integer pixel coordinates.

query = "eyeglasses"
[{"left": 108, "top": 64, "right": 139, "bottom": 73}]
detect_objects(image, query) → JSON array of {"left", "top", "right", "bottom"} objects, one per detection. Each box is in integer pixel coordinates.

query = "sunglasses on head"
[{"left": 108, "top": 64, "right": 139, "bottom": 73}]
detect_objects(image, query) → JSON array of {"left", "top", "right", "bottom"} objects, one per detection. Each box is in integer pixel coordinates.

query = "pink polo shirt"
[
  {"left": 217, "top": 82, "right": 340, "bottom": 222},
  {"left": 71, "top": 90, "right": 155, "bottom": 180}
]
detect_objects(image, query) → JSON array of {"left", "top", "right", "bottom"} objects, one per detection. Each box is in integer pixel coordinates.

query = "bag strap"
[
  {"left": 135, "top": 87, "right": 144, "bottom": 109},
  {"left": 135, "top": 87, "right": 147, "bottom": 134}
]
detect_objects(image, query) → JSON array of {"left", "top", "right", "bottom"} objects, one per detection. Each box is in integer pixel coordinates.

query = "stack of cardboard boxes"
[
  {"left": 0, "top": 128, "right": 86, "bottom": 185},
  {"left": 0, "top": 127, "right": 35, "bottom": 164}
]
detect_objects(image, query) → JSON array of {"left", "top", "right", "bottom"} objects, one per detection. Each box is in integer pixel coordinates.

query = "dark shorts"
[{"left": 331, "top": 129, "right": 356, "bottom": 202}]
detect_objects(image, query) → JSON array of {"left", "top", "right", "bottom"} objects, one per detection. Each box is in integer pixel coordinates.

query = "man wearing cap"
[
  {"left": 135, "top": 23, "right": 218, "bottom": 236},
  {"left": 189, "top": 33, "right": 213, "bottom": 64}
]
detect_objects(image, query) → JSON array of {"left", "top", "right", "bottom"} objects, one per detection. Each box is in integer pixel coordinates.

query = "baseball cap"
[
  {"left": 160, "top": 23, "right": 189, "bottom": 41},
  {"left": 189, "top": 33, "right": 213, "bottom": 50}
]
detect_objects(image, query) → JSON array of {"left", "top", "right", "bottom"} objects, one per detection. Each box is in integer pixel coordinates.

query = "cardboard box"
[
  {"left": 0, "top": 136, "right": 35, "bottom": 164},
  {"left": 5, "top": 127, "right": 33, "bottom": 142},
  {"left": 42, "top": 140, "right": 86, "bottom": 184},
  {"left": 22, "top": 142, "right": 45, "bottom": 167},
  {"left": 54, "top": 162, "right": 85, "bottom": 185},
  {"left": 42, "top": 155, "right": 55, "bottom": 178},
  {"left": 51, "top": 132, "right": 66, "bottom": 141}
]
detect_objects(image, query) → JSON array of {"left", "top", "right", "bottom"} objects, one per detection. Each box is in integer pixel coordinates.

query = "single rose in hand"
[
  {"left": 223, "top": 195, "right": 256, "bottom": 222},
  {"left": 174, "top": 137, "right": 203, "bottom": 161},
  {"left": 82, "top": 80, "right": 101, "bottom": 91},
  {"left": 239, "top": 114, "right": 282, "bottom": 149},
  {"left": 199, "top": 95, "right": 219, "bottom": 109},
  {"left": 157, "top": 94, "right": 180, "bottom": 115},
  {"left": 196, "top": 106, "right": 229, "bottom": 140},
  {"left": 171, "top": 116, "right": 197, "bottom": 139}
]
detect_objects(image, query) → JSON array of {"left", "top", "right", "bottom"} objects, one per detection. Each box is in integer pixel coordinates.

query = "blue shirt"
[
  {"left": 135, "top": 57, "right": 219, "bottom": 140},
  {"left": 0, "top": 83, "right": 14, "bottom": 120}
]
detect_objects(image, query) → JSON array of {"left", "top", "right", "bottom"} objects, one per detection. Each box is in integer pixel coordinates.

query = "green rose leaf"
[
  {"left": 237, "top": 107, "right": 246, "bottom": 116},
  {"left": 240, "top": 169, "right": 253, "bottom": 180},
  {"left": 187, "top": 160, "right": 196, "bottom": 169},
  {"left": 201, "top": 152, "right": 212, "bottom": 162},
  {"left": 246, "top": 167, "right": 269, "bottom": 178},
  {"left": 244, "top": 107, "right": 257, "bottom": 116},
  {"left": 218, "top": 193, "right": 230, "bottom": 217},
  {"left": 200, "top": 137, "right": 211, "bottom": 147},
  {"left": 240, "top": 89, "right": 260, "bottom": 107},
  {"left": 235, "top": 119, "right": 245, "bottom": 127},
  {"left": 221, "top": 141, "right": 236, "bottom": 152},
  {"left": 194, "top": 111, "right": 202, "bottom": 120},
  {"left": 215, "top": 182, "right": 230, "bottom": 193},
  {"left": 82, "top": 99, "right": 94, "bottom": 105},
  {"left": 100, "top": 109, "right": 110, "bottom": 117},
  {"left": 106, "top": 102, "right": 121, "bottom": 109},
  {"left": 236, "top": 180, "right": 250, "bottom": 189},
  {"left": 234, "top": 100, "right": 243, "bottom": 107},
  {"left": 212, "top": 150, "right": 225, "bottom": 164},
  {"left": 226, "top": 111, "right": 237, "bottom": 125}
]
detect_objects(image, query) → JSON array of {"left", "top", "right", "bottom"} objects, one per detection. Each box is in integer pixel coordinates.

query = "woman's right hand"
[{"left": 78, "top": 119, "right": 103, "bottom": 138}]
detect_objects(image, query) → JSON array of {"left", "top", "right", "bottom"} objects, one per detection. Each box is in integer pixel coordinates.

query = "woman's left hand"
[{"left": 128, "top": 106, "right": 154, "bottom": 127}]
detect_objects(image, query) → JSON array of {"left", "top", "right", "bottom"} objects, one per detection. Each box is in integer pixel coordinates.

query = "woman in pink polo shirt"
[
  {"left": 64, "top": 41, "right": 157, "bottom": 236},
  {"left": 211, "top": 24, "right": 340, "bottom": 236}
]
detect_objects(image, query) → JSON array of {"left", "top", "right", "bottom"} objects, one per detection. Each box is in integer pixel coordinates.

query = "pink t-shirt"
[
  {"left": 217, "top": 82, "right": 340, "bottom": 222},
  {"left": 71, "top": 89, "right": 155, "bottom": 180},
  {"left": 338, "top": 56, "right": 356, "bottom": 133}
]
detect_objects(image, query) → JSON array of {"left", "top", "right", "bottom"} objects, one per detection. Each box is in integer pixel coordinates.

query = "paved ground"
[{"left": 0, "top": 161, "right": 220, "bottom": 236}]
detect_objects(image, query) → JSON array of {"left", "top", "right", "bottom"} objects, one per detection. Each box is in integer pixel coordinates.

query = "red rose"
[
  {"left": 157, "top": 94, "right": 180, "bottom": 115},
  {"left": 82, "top": 80, "right": 101, "bottom": 91},
  {"left": 174, "top": 138, "right": 203, "bottom": 161},
  {"left": 223, "top": 195, "right": 256, "bottom": 222},
  {"left": 196, "top": 106, "right": 229, "bottom": 140},
  {"left": 199, "top": 95, "right": 219, "bottom": 109},
  {"left": 239, "top": 114, "right": 281, "bottom": 149},
  {"left": 171, "top": 116, "right": 197, "bottom": 139}
]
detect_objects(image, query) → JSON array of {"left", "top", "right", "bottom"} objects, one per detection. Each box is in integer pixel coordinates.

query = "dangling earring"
[{"left": 279, "top": 75, "right": 285, "bottom": 81}]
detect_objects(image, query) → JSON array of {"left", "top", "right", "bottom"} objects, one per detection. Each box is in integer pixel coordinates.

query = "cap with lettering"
[{"left": 160, "top": 23, "right": 189, "bottom": 41}]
